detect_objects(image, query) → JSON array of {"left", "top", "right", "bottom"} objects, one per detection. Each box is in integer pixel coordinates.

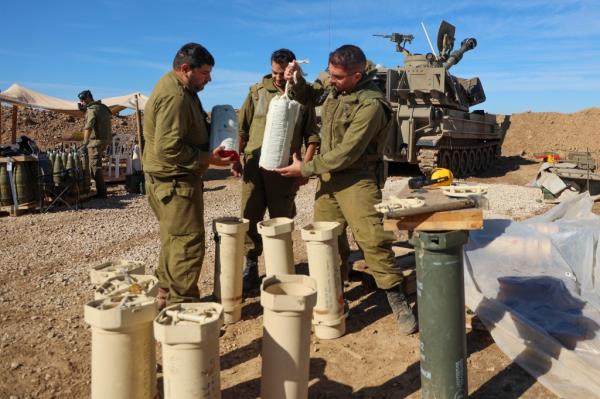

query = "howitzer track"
[{"left": 417, "top": 144, "right": 501, "bottom": 177}]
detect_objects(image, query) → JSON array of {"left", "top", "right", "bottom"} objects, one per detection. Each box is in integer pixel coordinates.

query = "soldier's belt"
[
  {"left": 145, "top": 173, "right": 198, "bottom": 184},
  {"left": 319, "top": 163, "right": 379, "bottom": 183}
]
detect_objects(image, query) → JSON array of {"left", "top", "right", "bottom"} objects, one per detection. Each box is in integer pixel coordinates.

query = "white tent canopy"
[{"left": 0, "top": 83, "right": 147, "bottom": 116}]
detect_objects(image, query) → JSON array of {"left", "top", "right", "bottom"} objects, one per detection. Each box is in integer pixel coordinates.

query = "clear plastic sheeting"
[{"left": 465, "top": 192, "right": 600, "bottom": 398}]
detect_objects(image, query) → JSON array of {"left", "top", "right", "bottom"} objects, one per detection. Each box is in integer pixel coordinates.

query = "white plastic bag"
[
  {"left": 259, "top": 90, "right": 301, "bottom": 170},
  {"left": 210, "top": 105, "right": 238, "bottom": 151}
]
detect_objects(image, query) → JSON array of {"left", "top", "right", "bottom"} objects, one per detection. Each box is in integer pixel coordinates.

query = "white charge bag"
[
  {"left": 259, "top": 89, "right": 302, "bottom": 170},
  {"left": 210, "top": 105, "right": 239, "bottom": 152}
]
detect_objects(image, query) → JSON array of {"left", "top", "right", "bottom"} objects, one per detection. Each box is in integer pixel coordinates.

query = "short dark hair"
[
  {"left": 77, "top": 90, "right": 93, "bottom": 101},
  {"left": 271, "top": 48, "right": 296, "bottom": 65},
  {"left": 173, "top": 43, "right": 215, "bottom": 70},
  {"left": 328, "top": 45, "right": 366, "bottom": 72}
]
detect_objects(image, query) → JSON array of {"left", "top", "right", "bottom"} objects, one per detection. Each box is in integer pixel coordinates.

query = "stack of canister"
[
  {"left": 85, "top": 260, "right": 158, "bottom": 399},
  {"left": 85, "top": 260, "right": 226, "bottom": 399},
  {"left": 46, "top": 145, "right": 91, "bottom": 196},
  {"left": 0, "top": 158, "right": 41, "bottom": 206}
]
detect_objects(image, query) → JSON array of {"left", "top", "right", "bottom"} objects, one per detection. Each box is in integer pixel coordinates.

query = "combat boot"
[
  {"left": 242, "top": 257, "right": 261, "bottom": 293},
  {"left": 385, "top": 285, "right": 417, "bottom": 335}
]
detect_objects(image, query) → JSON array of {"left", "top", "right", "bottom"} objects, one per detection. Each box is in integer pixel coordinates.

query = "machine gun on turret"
[
  {"left": 372, "top": 20, "right": 510, "bottom": 178},
  {"left": 373, "top": 33, "right": 415, "bottom": 56}
]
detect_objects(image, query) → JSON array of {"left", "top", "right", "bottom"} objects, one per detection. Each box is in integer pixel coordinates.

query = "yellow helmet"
[{"left": 430, "top": 168, "right": 453, "bottom": 187}]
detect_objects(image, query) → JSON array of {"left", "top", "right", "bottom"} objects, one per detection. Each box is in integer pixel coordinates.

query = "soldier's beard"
[{"left": 189, "top": 83, "right": 206, "bottom": 93}]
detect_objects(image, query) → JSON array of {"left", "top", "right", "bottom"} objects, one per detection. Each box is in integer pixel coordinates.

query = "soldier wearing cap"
[
  {"left": 78, "top": 90, "right": 112, "bottom": 198},
  {"left": 143, "top": 42, "right": 234, "bottom": 308},
  {"left": 278, "top": 45, "right": 417, "bottom": 335}
]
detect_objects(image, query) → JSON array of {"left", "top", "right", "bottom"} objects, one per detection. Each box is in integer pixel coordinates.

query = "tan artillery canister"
[
  {"left": 213, "top": 217, "right": 249, "bottom": 324},
  {"left": 84, "top": 294, "right": 157, "bottom": 399},
  {"left": 301, "top": 222, "right": 347, "bottom": 339},
  {"left": 258, "top": 217, "right": 295, "bottom": 276},
  {"left": 154, "top": 303, "right": 224, "bottom": 399},
  {"left": 89, "top": 260, "right": 145, "bottom": 285},
  {"left": 260, "top": 275, "right": 317, "bottom": 399},
  {"left": 95, "top": 274, "right": 159, "bottom": 299}
]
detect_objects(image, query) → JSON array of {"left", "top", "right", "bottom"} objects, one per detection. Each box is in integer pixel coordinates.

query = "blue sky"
[{"left": 1, "top": 0, "right": 599, "bottom": 115}]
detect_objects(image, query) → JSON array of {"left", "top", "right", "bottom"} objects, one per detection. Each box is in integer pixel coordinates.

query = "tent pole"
[
  {"left": 0, "top": 101, "right": 3, "bottom": 143},
  {"left": 134, "top": 94, "right": 144, "bottom": 152},
  {"left": 11, "top": 104, "right": 18, "bottom": 144}
]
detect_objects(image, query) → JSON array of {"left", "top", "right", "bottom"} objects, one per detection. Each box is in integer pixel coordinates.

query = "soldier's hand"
[
  {"left": 285, "top": 61, "right": 303, "bottom": 82},
  {"left": 275, "top": 153, "right": 303, "bottom": 177},
  {"left": 209, "top": 146, "right": 234, "bottom": 167},
  {"left": 230, "top": 161, "right": 243, "bottom": 177}
]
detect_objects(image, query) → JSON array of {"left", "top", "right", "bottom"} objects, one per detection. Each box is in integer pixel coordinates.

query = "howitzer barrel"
[{"left": 443, "top": 38, "right": 477, "bottom": 69}]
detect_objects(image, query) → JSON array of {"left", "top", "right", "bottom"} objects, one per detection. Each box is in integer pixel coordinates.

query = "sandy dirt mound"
[
  {"left": 501, "top": 108, "right": 600, "bottom": 157},
  {"left": 3, "top": 106, "right": 600, "bottom": 159}
]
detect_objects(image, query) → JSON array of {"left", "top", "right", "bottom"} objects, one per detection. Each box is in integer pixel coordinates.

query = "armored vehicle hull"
[{"left": 375, "top": 23, "right": 510, "bottom": 177}]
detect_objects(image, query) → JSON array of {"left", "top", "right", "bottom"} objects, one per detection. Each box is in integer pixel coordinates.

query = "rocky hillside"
[{"left": 0, "top": 106, "right": 138, "bottom": 148}]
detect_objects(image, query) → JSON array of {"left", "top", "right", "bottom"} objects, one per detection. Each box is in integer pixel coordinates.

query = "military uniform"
[
  {"left": 295, "top": 74, "right": 402, "bottom": 290},
  {"left": 238, "top": 75, "right": 319, "bottom": 260},
  {"left": 84, "top": 101, "right": 112, "bottom": 196},
  {"left": 293, "top": 60, "right": 378, "bottom": 107},
  {"left": 143, "top": 71, "right": 212, "bottom": 304}
]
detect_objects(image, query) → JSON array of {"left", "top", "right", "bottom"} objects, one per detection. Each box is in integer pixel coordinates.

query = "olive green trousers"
[
  {"left": 241, "top": 157, "right": 298, "bottom": 260},
  {"left": 87, "top": 144, "right": 107, "bottom": 196},
  {"left": 146, "top": 174, "right": 205, "bottom": 304},
  {"left": 313, "top": 174, "right": 402, "bottom": 290}
]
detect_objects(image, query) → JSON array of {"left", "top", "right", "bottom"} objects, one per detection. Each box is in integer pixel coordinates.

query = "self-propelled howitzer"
[{"left": 374, "top": 21, "right": 510, "bottom": 176}]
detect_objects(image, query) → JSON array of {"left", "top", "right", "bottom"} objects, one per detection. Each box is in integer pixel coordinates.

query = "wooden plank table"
[
  {"left": 382, "top": 186, "right": 484, "bottom": 232},
  {"left": 384, "top": 208, "right": 483, "bottom": 231}
]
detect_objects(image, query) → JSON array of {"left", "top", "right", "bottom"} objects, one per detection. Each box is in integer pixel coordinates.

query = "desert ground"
[{"left": 1, "top": 107, "right": 599, "bottom": 398}]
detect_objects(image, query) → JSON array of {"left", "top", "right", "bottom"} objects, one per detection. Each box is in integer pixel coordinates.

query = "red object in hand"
[{"left": 218, "top": 149, "right": 240, "bottom": 162}]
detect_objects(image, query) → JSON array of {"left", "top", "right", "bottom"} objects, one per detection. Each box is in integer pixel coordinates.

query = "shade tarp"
[{"left": 0, "top": 83, "right": 147, "bottom": 116}]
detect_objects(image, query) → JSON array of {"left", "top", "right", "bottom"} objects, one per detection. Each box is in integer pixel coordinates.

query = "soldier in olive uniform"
[
  {"left": 278, "top": 45, "right": 417, "bottom": 335},
  {"left": 284, "top": 60, "right": 381, "bottom": 282},
  {"left": 78, "top": 90, "right": 112, "bottom": 198},
  {"left": 143, "top": 43, "right": 234, "bottom": 308},
  {"left": 231, "top": 49, "right": 320, "bottom": 292}
]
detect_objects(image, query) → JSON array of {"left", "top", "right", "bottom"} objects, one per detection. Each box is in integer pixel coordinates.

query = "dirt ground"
[
  {"left": 0, "top": 165, "right": 559, "bottom": 399},
  {"left": 3, "top": 108, "right": 597, "bottom": 398}
]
